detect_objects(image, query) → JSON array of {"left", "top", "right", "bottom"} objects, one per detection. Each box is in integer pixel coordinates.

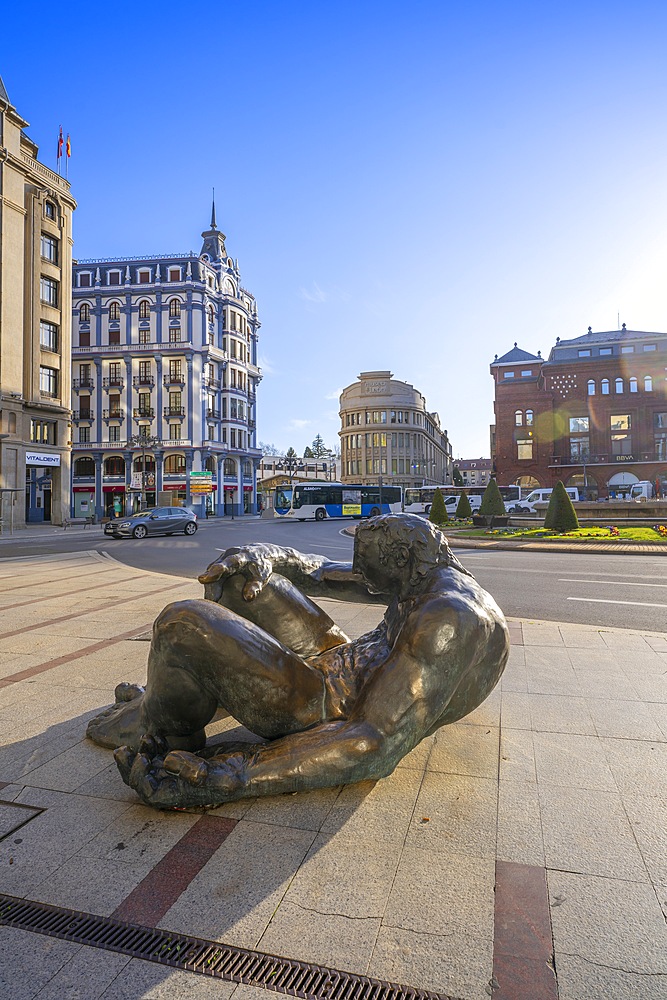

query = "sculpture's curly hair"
[{"left": 357, "top": 513, "right": 473, "bottom": 587}]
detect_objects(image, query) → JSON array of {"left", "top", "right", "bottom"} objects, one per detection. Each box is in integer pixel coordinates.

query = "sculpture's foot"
[{"left": 87, "top": 683, "right": 208, "bottom": 753}]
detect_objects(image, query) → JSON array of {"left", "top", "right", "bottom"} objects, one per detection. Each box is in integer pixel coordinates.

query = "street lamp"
[{"left": 129, "top": 431, "right": 160, "bottom": 510}]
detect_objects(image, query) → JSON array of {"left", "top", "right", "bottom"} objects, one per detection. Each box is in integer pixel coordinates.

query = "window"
[
  {"left": 79, "top": 330, "right": 90, "bottom": 347},
  {"left": 139, "top": 329, "right": 150, "bottom": 344},
  {"left": 44, "top": 201, "right": 56, "bottom": 220},
  {"left": 40, "top": 276, "right": 58, "bottom": 306},
  {"left": 601, "top": 379, "right": 609, "bottom": 395},
  {"left": 109, "top": 329, "right": 120, "bottom": 345},
  {"left": 40, "top": 233, "right": 58, "bottom": 263},
  {"left": 526, "top": 410, "right": 534, "bottom": 426},
  {"left": 139, "top": 300, "right": 150, "bottom": 319},
  {"left": 79, "top": 303, "right": 90, "bottom": 322},
  {"left": 104, "top": 457, "right": 124, "bottom": 476},
  {"left": 108, "top": 271, "right": 121, "bottom": 285},
  {"left": 503, "top": 372, "right": 515, "bottom": 378},
  {"left": 629, "top": 377, "right": 638, "bottom": 393},
  {"left": 514, "top": 410, "right": 523, "bottom": 426},
  {"left": 169, "top": 299, "right": 181, "bottom": 318},
  {"left": 30, "top": 419, "right": 56, "bottom": 444},
  {"left": 164, "top": 454, "right": 186, "bottom": 474},
  {"left": 79, "top": 273, "right": 91, "bottom": 288},
  {"left": 224, "top": 458, "right": 236, "bottom": 476},
  {"left": 611, "top": 413, "right": 632, "bottom": 455},
  {"left": 578, "top": 349, "right": 591, "bottom": 357},
  {"left": 169, "top": 328, "right": 182, "bottom": 344},
  {"left": 109, "top": 425, "right": 120, "bottom": 443},
  {"left": 517, "top": 438, "right": 533, "bottom": 460},
  {"left": 645, "top": 376, "right": 653, "bottom": 392},
  {"left": 109, "top": 302, "right": 120, "bottom": 321},
  {"left": 79, "top": 426, "right": 90, "bottom": 443},
  {"left": 169, "top": 424, "right": 181, "bottom": 440},
  {"left": 138, "top": 270, "right": 150, "bottom": 284},
  {"left": 108, "top": 394, "right": 121, "bottom": 416},
  {"left": 139, "top": 360, "right": 151, "bottom": 380},
  {"left": 643, "top": 344, "right": 657, "bottom": 351},
  {"left": 39, "top": 366, "right": 58, "bottom": 397},
  {"left": 108, "top": 362, "right": 122, "bottom": 383},
  {"left": 615, "top": 378, "right": 624, "bottom": 393},
  {"left": 599, "top": 347, "right": 612, "bottom": 356},
  {"left": 40, "top": 320, "right": 58, "bottom": 352},
  {"left": 621, "top": 346, "right": 634, "bottom": 354},
  {"left": 169, "top": 268, "right": 180, "bottom": 282},
  {"left": 570, "top": 416, "right": 589, "bottom": 434},
  {"left": 74, "top": 457, "right": 95, "bottom": 477},
  {"left": 520, "top": 370, "right": 533, "bottom": 377},
  {"left": 170, "top": 360, "right": 182, "bottom": 379},
  {"left": 587, "top": 379, "right": 595, "bottom": 395}
]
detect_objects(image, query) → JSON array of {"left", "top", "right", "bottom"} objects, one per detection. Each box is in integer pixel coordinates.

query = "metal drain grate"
[{"left": 0, "top": 894, "right": 461, "bottom": 1000}]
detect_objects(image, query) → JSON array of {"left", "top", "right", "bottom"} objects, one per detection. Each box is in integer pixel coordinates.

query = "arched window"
[
  {"left": 601, "top": 379, "right": 610, "bottom": 395},
  {"left": 164, "top": 454, "right": 185, "bottom": 474},
  {"left": 74, "top": 457, "right": 95, "bottom": 477},
  {"left": 514, "top": 410, "right": 523, "bottom": 426},
  {"left": 615, "top": 378, "right": 624, "bottom": 394},
  {"left": 208, "top": 305, "right": 214, "bottom": 325},
  {"left": 139, "top": 300, "right": 150, "bottom": 319},
  {"left": 645, "top": 375, "right": 653, "bottom": 392},
  {"left": 169, "top": 299, "right": 181, "bottom": 318},
  {"left": 243, "top": 459, "right": 252, "bottom": 477},
  {"left": 204, "top": 456, "right": 217, "bottom": 474},
  {"left": 587, "top": 379, "right": 595, "bottom": 395},
  {"left": 109, "top": 302, "right": 120, "bottom": 321},
  {"left": 526, "top": 409, "right": 534, "bottom": 426},
  {"left": 629, "top": 377, "right": 638, "bottom": 393},
  {"left": 224, "top": 458, "right": 237, "bottom": 476},
  {"left": 104, "top": 457, "right": 124, "bottom": 476},
  {"left": 133, "top": 455, "right": 155, "bottom": 473},
  {"left": 79, "top": 303, "right": 90, "bottom": 322}
]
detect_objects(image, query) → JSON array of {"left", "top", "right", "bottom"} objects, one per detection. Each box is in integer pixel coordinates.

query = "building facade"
[
  {"left": 71, "top": 208, "right": 262, "bottom": 518},
  {"left": 339, "top": 371, "right": 452, "bottom": 488},
  {"left": 0, "top": 76, "right": 76, "bottom": 526},
  {"left": 491, "top": 327, "right": 667, "bottom": 498},
  {"left": 455, "top": 458, "right": 492, "bottom": 488}
]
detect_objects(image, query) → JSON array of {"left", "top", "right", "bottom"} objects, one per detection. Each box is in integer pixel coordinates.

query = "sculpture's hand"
[
  {"left": 198, "top": 545, "right": 272, "bottom": 602},
  {"left": 114, "top": 737, "right": 245, "bottom": 809}
]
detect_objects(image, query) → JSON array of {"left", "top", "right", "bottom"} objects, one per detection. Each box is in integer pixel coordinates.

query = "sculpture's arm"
[{"left": 199, "top": 543, "right": 380, "bottom": 603}]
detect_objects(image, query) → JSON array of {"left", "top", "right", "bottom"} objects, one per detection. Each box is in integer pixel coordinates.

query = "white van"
[
  {"left": 512, "top": 487, "right": 579, "bottom": 514},
  {"left": 441, "top": 493, "right": 483, "bottom": 514}
]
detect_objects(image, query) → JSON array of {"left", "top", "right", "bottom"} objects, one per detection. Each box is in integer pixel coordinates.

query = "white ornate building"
[
  {"left": 71, "top": 205, "right": 262, "bottom": 517},
  {"left": 339, "top": 371, "right": 453, "bottom": 488}
]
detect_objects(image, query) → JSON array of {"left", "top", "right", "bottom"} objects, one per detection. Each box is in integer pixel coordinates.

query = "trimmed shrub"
[
  {"left": 453, "top": 466, "right": 464, "bottom": 487},
  {"left": 479, "top": 478, "right": 506, "bottom": 516},
  {"left": 429, "top": 488, "right": 449, "bottom": 527},
  {"left": 455, "top": 492, "right": 473, "bottom": 519},
  {"left": 544, "top": 481, "right": 580, "bottom": 532}
]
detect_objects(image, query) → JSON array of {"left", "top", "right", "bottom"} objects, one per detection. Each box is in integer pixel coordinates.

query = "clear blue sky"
[{"left": 4, "top": 1, "right": 667, "bottom": 459}]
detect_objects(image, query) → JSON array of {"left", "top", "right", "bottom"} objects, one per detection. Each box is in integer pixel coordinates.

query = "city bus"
[
  {"left": 403, "top": 484, "right": 523, "bottom": 515},
  {"left": 275, "top": 482, "right": 403, "bottom": 521}
]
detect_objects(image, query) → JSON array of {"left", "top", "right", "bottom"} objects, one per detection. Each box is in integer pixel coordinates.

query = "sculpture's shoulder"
[{"left": 397, "top": 567, "right": 506, "bottom": 649}]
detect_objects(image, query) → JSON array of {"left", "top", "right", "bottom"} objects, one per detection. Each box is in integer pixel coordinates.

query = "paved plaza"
[{"left": 0, "top": 548, "right": 665, "bottom": 999}]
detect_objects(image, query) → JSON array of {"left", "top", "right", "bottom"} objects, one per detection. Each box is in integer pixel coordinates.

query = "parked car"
[
  {"left": 509, "top": 487, "right": 580, "bottom": 514},
  {"left": 104, "top": 507, "right": 198, "bottom": 539}
]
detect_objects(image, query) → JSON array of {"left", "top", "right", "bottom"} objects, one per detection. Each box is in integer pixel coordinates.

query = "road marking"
[
  {"left": 560, "top": 578, "right": 667, "bottom": 589},
  {"left": 568, "top": 597, "right": 667, "bottom": 609},
  {"left": 457, "top": 563, "right": 667, "bottom": 580}
]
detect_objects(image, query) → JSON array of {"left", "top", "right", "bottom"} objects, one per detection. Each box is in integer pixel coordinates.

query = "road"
[{"left": 1, "top": 517, "right": 665, "bottom": 632}]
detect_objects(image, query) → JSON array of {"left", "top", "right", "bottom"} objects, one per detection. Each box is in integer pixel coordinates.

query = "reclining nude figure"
[{"left": 87, "top": 513, "right": 509, "bottom": 809}]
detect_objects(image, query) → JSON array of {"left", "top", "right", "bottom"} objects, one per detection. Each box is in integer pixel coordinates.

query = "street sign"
[{"left": 189, "top": 472, "right": 213, "bottom": 494}]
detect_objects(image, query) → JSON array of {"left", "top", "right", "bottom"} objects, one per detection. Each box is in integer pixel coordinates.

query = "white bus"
[{"left": 275, "top": 482, "right": 403, "bottom": 521}]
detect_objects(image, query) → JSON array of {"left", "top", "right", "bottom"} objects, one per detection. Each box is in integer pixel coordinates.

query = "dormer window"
[
  {"left": 108, "top": 270, "right": 121, "bottom": 286},
  {"left": 169, "top": 268, "right": 180, "bottom": 282},
  {"left": 79, "top": 272, "right": 91, "bottom": 288},
  {"left": 503, "top": 371, "right": 515, "bottom": 379},
  {"left": 138, "top": 269, "right": 151, "bottom": 284}
]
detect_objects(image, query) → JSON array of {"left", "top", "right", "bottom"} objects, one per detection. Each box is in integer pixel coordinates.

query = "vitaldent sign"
[{"left": 26, "top": 452, "right": 61, "bottom": 467}]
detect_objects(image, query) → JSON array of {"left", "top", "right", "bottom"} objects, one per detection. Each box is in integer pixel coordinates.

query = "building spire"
[{"left": 211, "top": 188, "right": 217, "bottom": 230}]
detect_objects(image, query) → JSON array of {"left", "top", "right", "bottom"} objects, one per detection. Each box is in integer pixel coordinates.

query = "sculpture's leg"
[
  {"left": 88, "top": 599, "right": 327, "bottom": 751},
  {"left": 205, "top": 572, "right": 350, "bottom": 656}
]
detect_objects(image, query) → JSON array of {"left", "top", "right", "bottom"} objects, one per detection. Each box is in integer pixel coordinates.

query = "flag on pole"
[
  {"left": 66, "top": 134, "right": 71, "bottom": 157},
  {"left": 56, "top": 126, "right": 63, "bottom": 172}
]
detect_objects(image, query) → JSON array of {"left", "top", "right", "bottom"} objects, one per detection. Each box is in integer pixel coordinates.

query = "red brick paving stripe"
[
  {"left": 493, "top": 861, "right": 558, "bottom": 999},
  {"left": 0, "top": 580, "right": 188, "bottom": 641},
  {"left": 0, "top": 574, "right": 149, "bottom": 612},
  {"left": 0, "top": 621, "right": 156, "bottom": 689},
  {"left": 0, "top": 565, "right": 120, "bottom": 593},
  {"left": 112, "top": 815, "right": 237, "bottom": 926}
]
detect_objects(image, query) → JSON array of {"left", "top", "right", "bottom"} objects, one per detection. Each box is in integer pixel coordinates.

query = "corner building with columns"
[{"left": 71, "top": 209, "right": 262, "bottom": 518}]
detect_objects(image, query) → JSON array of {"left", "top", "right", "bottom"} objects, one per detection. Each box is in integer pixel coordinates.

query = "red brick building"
[{"left": 491, "top": 326, "right": 667, "bottom": 499}]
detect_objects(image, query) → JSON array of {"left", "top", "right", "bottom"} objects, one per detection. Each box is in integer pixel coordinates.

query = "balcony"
[
  {"left": 133, "top": 407, "right": 155, "bottom": 419},
  {"left": 202, "top": 377, "right": 220, "bottom": 389},
  {"left": 163, "top": 373, "right": 185, "bottom": 388},
  {"left": 103, "top": 377, "right": 124, "bottom": 389},
  {"left": 206, "top": 408, "right": 221, "bottom": 420},
  {"left": 73, "top": 378, "right": 95, "bottom": 391},
  {"left": 132, "top": 375, "right": 155, "bottom": 388},
  {"left": 72, "top": 411, "right": 94, "bottom": 422},
  {"left": 103, "top": 410, "right": 124, "bottom": 420},
  {"left": 163, "top": 406, "right": 185, "bottom": 418}
]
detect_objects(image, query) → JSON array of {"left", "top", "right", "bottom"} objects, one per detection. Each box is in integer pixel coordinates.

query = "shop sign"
[
  {"left": 614, "top": 455, "right": 634, "bottom": 462},
  {"left": 26, "top": 452, "right": 61, "bottom": 467}
]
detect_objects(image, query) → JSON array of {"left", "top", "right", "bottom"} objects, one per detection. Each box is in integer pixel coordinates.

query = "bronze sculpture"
[{"left": 87, "top": 514, "right": 509, "bottom": 809}]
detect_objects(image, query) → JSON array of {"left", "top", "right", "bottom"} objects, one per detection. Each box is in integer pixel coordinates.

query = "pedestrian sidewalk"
[{"left": 0, "top": 550, "right": 665, "bottom": 1000}]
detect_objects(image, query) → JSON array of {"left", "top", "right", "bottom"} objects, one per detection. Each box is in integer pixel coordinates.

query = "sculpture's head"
[{"left": 353, "top": 513, "right": 473, "bottom": 595}]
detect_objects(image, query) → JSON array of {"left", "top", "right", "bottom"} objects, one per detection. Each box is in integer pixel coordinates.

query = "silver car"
[{"left": 104, "top": 507, "right": 198, "bottom": 539}]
